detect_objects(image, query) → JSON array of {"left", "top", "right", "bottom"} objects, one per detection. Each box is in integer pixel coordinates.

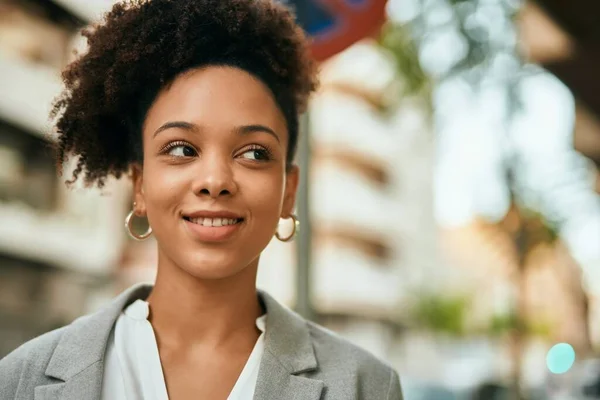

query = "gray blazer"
[{"left": 0, "top": 284, "right": 403, "bottom": 400}]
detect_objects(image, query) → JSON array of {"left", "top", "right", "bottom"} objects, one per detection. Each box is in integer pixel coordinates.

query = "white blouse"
[{"left": 101, "top": 299, "right": 267, "bottom": 400}]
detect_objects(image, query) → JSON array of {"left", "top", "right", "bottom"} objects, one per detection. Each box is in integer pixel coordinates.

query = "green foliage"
[
  {"left": 377, "top": 22, "right": 431, "bottom": 100},
  {"left": 486, "top": 312, "right": 552, "bottom": 338},
  {"left": 487, "top": 312, "right": 522, "bottom": 336},
  {"left": 409, "top": 292, "right": 553, "bottom": 339},
  {"left": 527, "top": 318, "right": 553, "bottom": 338},
  {"left": 410, "top": 292, "right": 470, "bottom": 336},
  {"left": 380, "top": 0, "right": 525, "bottom": 104},
  {"left": 520, "top": 209, "right": 560, "bottom": 247}
]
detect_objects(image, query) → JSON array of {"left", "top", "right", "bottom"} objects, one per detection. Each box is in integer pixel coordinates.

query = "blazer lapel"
[
  {"left": 34, "top": 363, "right": 103, "bottom": 400},
  {"left": 34, "top": 382, "right": 64, "bottom": 400},
  {"left": 254, "top": 291, "right": 323, "bottom": 400},
  {"left": 253, "top": 350, "right": 323, "bottom": 400},
  {"left": 38, "top": 284, "right": 154, "bottom": 400}
]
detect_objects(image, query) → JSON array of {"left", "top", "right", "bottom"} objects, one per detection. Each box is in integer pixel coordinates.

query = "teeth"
[{"left": 188, "top": 217, "right": 238, "bottom": 226}]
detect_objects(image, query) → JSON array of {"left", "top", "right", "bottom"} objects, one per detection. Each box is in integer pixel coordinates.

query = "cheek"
[
  {"left": 242, "top": 170, "right": 285, "bottom": 217},
  {"left": 142, "top": 163, "right": 185, "bottom": 216}
]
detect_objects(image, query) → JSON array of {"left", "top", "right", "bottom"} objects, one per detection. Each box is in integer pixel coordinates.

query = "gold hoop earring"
[
  {"left": 125, "top": 203, "right": 152, "bottom": 241},
  {"left": 275, "top": 214, "right": 299, "bottom": 242}
]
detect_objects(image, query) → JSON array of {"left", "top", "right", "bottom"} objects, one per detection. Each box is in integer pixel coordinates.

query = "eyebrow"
[
  {"left": 152, "top": 121, "right": 280, "bottom": 143},
  {"left": 152, "top": 121, "right": 198, "bottom": 138},
  {"left": 234, "top": 124, "right": 280, "bottom": 143}
]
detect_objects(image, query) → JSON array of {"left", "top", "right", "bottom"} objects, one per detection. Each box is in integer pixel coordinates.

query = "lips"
[
  {"left": 182, "top": 210, "right": 243, "bottom": 220},
  {"left": 181, "top": 210, "right": 244, "bottom": 242}
]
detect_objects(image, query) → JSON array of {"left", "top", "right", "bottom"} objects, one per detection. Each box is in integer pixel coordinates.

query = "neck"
[{"left": 146, "top": 252, "right": 263, "bottom": 348}]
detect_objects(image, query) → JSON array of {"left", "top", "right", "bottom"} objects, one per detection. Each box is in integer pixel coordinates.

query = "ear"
[
  {"left": 282, "top": 165, "right": 299, "bottom": 218},
  {"left": 131, "top": 163, "right": 146, "bottom": 216}
]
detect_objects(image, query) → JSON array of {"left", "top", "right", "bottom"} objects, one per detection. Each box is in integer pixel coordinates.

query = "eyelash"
[
  {"left": 159, "top": 140, "right": 194, "bottom": 155},
  {"left": 158, "top": 141, "right": 274, "bottom": 161},
  {"left": 242, "top": 144, "right": 274, "bottom": 161}
]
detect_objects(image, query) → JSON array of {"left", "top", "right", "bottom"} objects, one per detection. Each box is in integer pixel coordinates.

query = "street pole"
[{"left": 295, "top": 112, "right": 315, "bottom": 320}]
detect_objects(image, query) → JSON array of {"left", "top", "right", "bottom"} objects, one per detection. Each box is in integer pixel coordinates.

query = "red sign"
[{"left": 292, "top": 0, "right": 388, "bottom": 61}]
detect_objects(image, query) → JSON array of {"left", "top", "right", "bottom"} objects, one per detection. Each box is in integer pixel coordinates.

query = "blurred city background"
[{"left": 1, "top": 0, "right": 599, "bottom": 398}]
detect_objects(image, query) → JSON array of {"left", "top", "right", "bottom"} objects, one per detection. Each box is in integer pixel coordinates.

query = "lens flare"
[{"left": 546, "top": 343, "right": 575, "bottom": 374}]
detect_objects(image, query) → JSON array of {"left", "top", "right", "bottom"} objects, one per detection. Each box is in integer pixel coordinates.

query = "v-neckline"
[{"left": 120, "top": 299, "right": 267, "bottom": 400}]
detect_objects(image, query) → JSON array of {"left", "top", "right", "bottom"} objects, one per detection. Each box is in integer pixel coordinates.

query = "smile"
[
  {"left": 182, "top": 216, "right": 244, "bottom": 242},
  {"left": 183, "top": 216, "right": 242, "bottom": 227}
]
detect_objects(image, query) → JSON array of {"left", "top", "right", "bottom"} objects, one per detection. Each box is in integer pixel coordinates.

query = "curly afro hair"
[{"left": 51, "top": 0, "right": 319, "bottom": 188}]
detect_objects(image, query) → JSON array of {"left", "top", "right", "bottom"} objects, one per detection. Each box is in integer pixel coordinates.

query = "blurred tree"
[
  {"left": 383, "top": 0, "right": 525, "bottom": 108},
  {"left": 377, "top": 22, "right": 431, "bottom": 100},
  {"left": 379, "top": 1, "right": 594, "bottom": 398}
]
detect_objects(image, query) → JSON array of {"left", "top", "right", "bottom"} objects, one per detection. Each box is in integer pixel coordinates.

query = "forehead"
[{"left": 143, "top": 66, "right": 288, "bottom": 139}]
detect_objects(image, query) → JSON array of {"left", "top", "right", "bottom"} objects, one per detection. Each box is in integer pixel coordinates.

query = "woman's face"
[{"left": 132, "top": 66, "right": 298, "bottom": 280}]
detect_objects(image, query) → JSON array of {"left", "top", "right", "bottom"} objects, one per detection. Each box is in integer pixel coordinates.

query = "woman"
[{"left": 0, "top": 0, "right": 403, "bottom": 399}]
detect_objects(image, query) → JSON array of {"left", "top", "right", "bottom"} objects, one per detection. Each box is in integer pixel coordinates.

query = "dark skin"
[{"left": 131, "top": 66, "right": 299, "bottom": 399}]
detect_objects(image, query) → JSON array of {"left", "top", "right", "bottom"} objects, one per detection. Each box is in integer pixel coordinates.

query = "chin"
[
  {"left": 182, "top": 265, "right": 241, "bottom": 280},
  {"left": 178, "top": 252, "right": 252, "bottom": 280}
]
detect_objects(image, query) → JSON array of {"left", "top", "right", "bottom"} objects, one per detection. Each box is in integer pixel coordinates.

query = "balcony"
[{"left": 0, "top": 54, "right": 61, "bottom": 139}]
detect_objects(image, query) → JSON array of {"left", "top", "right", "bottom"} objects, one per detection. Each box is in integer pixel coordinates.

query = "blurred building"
[
  {"left": 521, "top": 0, "right": 600, "bottom": 173},
  {"left": 261, "top": 40, "right": 441, "bottom": 360},
  {"left": 0, "top": 0, "right": 129, "bottom": 357}
]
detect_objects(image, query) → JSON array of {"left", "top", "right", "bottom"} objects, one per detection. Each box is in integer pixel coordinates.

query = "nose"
[{"left": 191, "top": 153, "right": 238, "bottom": 198}]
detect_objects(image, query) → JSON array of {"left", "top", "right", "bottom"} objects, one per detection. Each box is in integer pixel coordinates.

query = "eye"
[
  {"left": 162, "top": 141, "right": 197, "bottom": 158},
  {"left": 239, "top": 146, "right": 272, "bottom": 161}
]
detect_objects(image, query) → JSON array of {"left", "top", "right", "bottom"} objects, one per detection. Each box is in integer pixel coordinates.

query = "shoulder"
[
  {"left": 0, "top": 326, "right": 68, "bottom": 398},
  {"left": 307, "top": 320, "right": 389, "bottom": 370},
  {"left": 0, "top": 284, "right": 152, "bottom": 398},
  {"left": 259, "top": 289, "right": 404, "bottom": 399},
  {"left": 306, "top": 321, "right": 403, "bottom": 399}
]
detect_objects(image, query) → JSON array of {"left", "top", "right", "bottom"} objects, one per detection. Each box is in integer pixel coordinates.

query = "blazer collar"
[
  {"left": 40, "top": 283, "right": 322, "bottom": 400},
  {"left": 257, "top": 289, "right": 318, "bottom": 374},
  {"left": 44, "top": 284, "right": 152, "bottom": 382},
  {"left": 37, "top": 285, "right": 151, "bottom": 400},
  {"left": 254, "top": 290, "right": 323, "bottom": 400}
]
